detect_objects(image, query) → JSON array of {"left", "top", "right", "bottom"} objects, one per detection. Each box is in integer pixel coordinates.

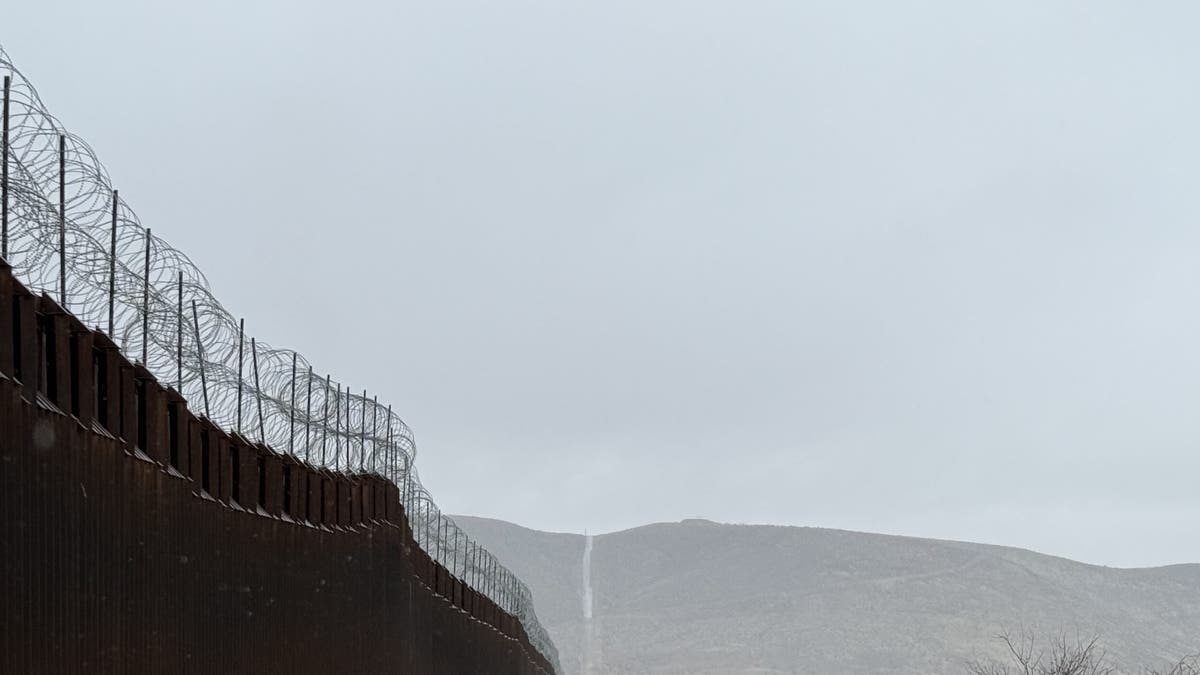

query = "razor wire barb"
[{"left": 0, "top": 45, "right": 559, "bottom": 672}]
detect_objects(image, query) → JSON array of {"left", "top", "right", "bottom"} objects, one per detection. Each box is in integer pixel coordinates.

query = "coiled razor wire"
[{"left": 0, "top": 45, "right": 559, "bottom": 672}]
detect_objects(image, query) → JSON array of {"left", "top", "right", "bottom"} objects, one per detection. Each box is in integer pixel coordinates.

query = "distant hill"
[{"left": 453, "top": 516, "right": 1200, "bottom": 674}]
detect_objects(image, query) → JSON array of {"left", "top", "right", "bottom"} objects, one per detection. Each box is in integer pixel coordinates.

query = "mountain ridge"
[
  {"left": 459, "top": 514, "right": 1200, "bottom": 571},
  {"left": 454, "top": 515, "right": 1200, "bottom": 674}
]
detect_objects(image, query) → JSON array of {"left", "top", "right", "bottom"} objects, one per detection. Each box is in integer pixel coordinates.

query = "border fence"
[{"left": 0, "top": 44, "right": 559, "bottom": 672}]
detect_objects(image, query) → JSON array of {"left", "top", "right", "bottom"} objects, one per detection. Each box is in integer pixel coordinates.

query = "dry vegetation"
[{"left": 968, "top": 631, "right": 1200, "bottom": 675}]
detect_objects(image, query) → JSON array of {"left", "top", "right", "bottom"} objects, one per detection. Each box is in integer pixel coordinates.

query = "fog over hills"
[{"left": 453, "top": 516, "right": 1200, "bottom": 675}]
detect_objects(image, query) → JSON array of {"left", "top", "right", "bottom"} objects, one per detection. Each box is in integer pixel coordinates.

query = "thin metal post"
[
  {"left": 289, "top": 352, "right": 297, "bottom": 456},
  {"left": 141, "top": 228, "right": 150, "bottom": 364},
  {"left": 334, "top": 383, "right": 342, "bottom": 470},
  {"left": 304, "top": 366, "right": 313, "bottom": 462},
  {"left": 360, "top": 389, "right": 367, "bottom": 472},
  {"left": 108, "top": 191, "right": 117, "bottom": 336},
  {"left": 385, "top": 404, "right": 393, "bottom": 482},
  {"left": 427, "top": 499, "right": 436, "bottom": 552},
  {"left": 176, "top": 271, "right": 183, "bottom": 391},
  {"left": 452, "top": 529, "right": 459, "bottom": 578},
  {"left": 418, "top": 499, "right": 425, "bottom": 548},
  {"left": 191, "top": 301, "right": 209, "bottom": 417},
  {"left": 350, "top": 390, "right": 357, "bottom": 471},
  {"left": 251, "top": 336, "right": 264, "bottom": 443},
  {"left": 320, "top": 374, "right": 330, "bottom": 465},
  {"left": 404, "top": 465, "right": 411, "bottom": 521},
  {"left": 59, "top": 134, "right": 66, "bottom": 306},
  {"left": 369, "top": 395, "right": 378, "bottom": 474},
  {"left": 402, "top": 455, "right": 409, "bottom": 517},
  {"left": 389, "top": 416, "right": 397, "bottom": 484},
  {"left": 2, "top": 75, "right": 9, "bottom": 259},
  {"left": 236, "top": 318, "right": 244, "bottom": 433},
  {"left": 440, "top": 517, "right": 447, "bottom": 566}
]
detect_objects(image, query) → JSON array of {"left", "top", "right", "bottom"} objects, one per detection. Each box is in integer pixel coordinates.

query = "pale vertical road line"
[
  {"left": 583, "top": 533, "right": 593, "bottom": 619},
  {"left": 582, "top": 532, "right": 595, "bottom": 673}
]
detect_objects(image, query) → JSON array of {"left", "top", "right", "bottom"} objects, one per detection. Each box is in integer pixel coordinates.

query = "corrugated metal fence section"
[{"left": 0, "top": 259, "right": 555, "bottom": 675}]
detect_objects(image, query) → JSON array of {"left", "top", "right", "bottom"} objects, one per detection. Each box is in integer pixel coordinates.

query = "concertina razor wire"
[{"left": 0, "top": 45, "right": 560, "bottom": 672}]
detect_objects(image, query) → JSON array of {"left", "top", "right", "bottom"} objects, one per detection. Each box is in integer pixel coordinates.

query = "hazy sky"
[{"left": 5, "top": 1, "right": 1200, "bottom": 568}]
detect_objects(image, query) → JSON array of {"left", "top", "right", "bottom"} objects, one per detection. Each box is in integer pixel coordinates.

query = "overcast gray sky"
[{"left": 6, "top": 1, "right": 1200, "bottom": 568}]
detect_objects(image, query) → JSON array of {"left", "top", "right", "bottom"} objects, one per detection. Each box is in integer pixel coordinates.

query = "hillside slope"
[{"left": 454, "top": 516, "right": 1200, "bottom": 675}]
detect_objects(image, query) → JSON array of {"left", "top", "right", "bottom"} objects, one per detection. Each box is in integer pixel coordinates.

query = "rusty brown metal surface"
[{"left": 0, "top": 263, "right": 554, "bottom": 675}]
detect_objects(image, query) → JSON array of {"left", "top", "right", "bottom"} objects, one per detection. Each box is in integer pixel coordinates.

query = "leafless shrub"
[
  {"left": 1145, "top": 654, "right": 1200, "bottom": 675},
  {"left": 968, "top": 630, "right": 1116, "bottom": 675},
  {"left": 967, "top": 631, "right": 1200, "bottom": 675}
]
